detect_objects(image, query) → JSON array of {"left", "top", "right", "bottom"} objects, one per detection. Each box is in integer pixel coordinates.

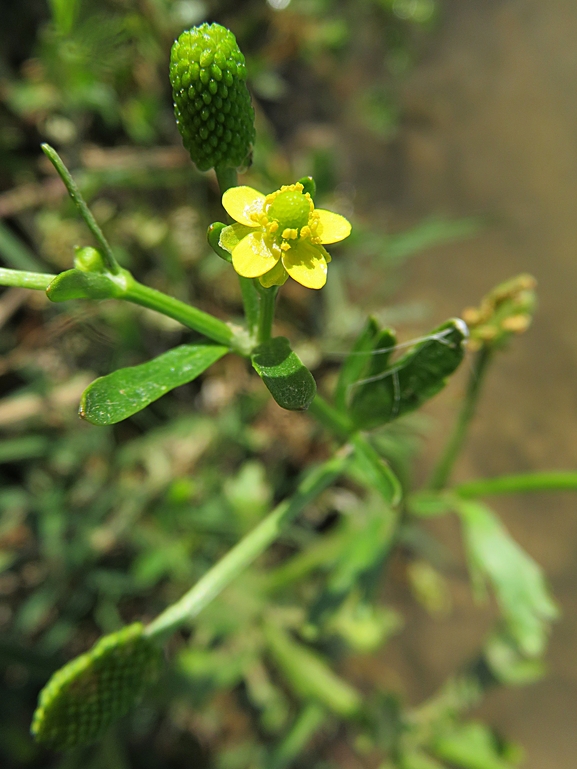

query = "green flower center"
[{"left": 267, "top": 190, "right": 311, "bottom": 233}]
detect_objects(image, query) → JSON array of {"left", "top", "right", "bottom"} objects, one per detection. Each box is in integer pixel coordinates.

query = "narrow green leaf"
[
  {"left": 251, "top": 337, "right": 316, "bottom": 411},
  {"left": 264, "top": 622, "right": 362, "bottom": 718},
  {"left": 385, "top": 216, "right": 482, "bottom": 263},
  {"left": 0, "top": 436, "right": 50, "bottom": 463},
  {"left": 46, "top": 269, "right": 124, "bottom": 302},
  {"left": 0, "top": 221, "right": 45, "bottom": 271},
  {"left": 349, "top": 318, "right": 467, "bottom": 430},
  {"left": 456, "top": 471, "right": 577, "bottom": 498},
  {"left": 456, "top": 500, "right": 558, "bottom": 657},
  {"left": 80, "top": 343, "right": 228, "bottom": 425},
  {"left": 351, "top": 433, "right": 402, "bottom": 506},
  {"left": 432, "top": 721, "right": 518, "bottom": 769}
]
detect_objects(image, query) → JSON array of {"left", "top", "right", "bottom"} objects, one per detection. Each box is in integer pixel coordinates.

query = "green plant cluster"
[{"left": 0, "top": 4, "right": 570, "bottom": 769}]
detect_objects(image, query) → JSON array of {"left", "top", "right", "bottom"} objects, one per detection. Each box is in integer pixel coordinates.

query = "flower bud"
[
  {"left": 31, "top": 623, "right": 162, "bottom": 750},
  {"left": 170, "top": 23, "right": 255, "bottom": 172}
]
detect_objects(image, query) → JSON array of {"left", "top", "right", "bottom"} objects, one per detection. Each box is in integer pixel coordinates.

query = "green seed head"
[
  {"left": 268, "top": 190, "right": 311, "bottom": 233},
  {"left": 31, "top": 623, "right": 162, "bottom": 751},
  {"left": 170, "top": 23, "right": 255, "bottom": 172}
]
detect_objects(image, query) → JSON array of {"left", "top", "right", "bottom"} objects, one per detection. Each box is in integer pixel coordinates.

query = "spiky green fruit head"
[
  {"left": 31, "top": 623, "right": 162, "bottom": 751},
  {"left": 170, "top": 23, "right": 255, "bottom": 172}
]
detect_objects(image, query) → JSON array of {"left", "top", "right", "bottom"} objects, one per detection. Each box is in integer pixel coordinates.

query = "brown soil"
[{"left": 349, "top": 1, "right": 577, "bottom": 765}]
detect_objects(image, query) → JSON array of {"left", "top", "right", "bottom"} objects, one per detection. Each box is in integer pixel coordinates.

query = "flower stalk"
[{"left": 144, "top": 448, "right": 352, "bottom": 643}]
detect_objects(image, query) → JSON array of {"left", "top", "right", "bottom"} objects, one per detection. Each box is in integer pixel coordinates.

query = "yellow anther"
[
  {"left": 268, "top": 221, "right": 279, "bottom": 234},
  {"left": 300, "top": 225, "right": 311, "bottom": 239},
  {"left": 280, "top": 242, "right": 291, "bottom": 251}
]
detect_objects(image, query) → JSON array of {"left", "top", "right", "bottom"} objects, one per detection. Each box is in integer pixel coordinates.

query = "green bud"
[
  {"left": 74, "top": 246, "right": 106, "bottom": 273},
  {"left": 31, "top": 623, "right": 162, "bottom": 750},
  {"left": 170, "top": 23, "right": 255, "bottom": 172}
]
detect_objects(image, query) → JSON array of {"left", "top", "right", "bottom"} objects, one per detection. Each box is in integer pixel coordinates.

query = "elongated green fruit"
[
  {"left": 31, "top": 623, "right": 162, "bottom": 750},
  {"left": 170, "top": 23, "right": 255, "bottom": 172}
]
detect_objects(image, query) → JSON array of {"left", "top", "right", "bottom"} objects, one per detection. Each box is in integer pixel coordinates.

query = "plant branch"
[
  {"left": 144, "top": 448, "right": 352, "bottom": 643},
  {"left": 429, "top": 346, "right": 493, "bottom": 491},
  {"left": 215, "top": 165, "right": 263, "bottom": 345},
  {"left": 308, "top": 394, "right": 354, "bottom": 442},
  {"left": 0, "top": 268, "right": 56, "bottom": 290},
  {"left": 121, "top": 274, "right": 236, "bottom": 349},
  {"left": 257, "top": 285, "right": 278, "bottom": 344},
  {"left": 41, "top": 144, "right": 121, "bottom": 275},
  {"left": 268, "top": 703, "right": 327, "bottom": 769},
  {"left": 456, "top": 471, "right": 577, "bottom": 498}
]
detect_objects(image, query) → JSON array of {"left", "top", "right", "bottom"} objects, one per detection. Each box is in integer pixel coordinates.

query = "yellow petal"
[
  {"left": 232, "top": 231, "right": 281, "bottom": 278},
  {"left": 316, "top": 209, "right": 352, "bottom": 244},
  {"left": 222, "top": 186, "right": 266, "bottom": 226},
  {"left": 282, "top": 240, "right": 328, "bottom": 289}
]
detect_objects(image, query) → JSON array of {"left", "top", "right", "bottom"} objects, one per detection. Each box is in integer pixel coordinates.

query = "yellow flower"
[{"left": 219, "top": 182, "right": 351, "bottom": 289}]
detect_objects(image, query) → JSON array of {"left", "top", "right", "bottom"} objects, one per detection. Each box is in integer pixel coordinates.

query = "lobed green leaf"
[
  {"left": 456, "top": 500, "right": 558, "bottom": 657},
  {"left": 349, "top": 318, "right": 468, "bottom": 430}
]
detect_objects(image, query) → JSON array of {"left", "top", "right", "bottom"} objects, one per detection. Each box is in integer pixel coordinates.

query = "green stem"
[
  {"left": 122, "top": 275, "right": 236, "bottom": 349},
  {"left": 257, "top": 285, "right": 278, "bottom": 344},
  {"left": 308, "top": 394, "right": 354, "bottom": 442},
  {"left": 41, "top": 144, "right": 120, "bottom": 275},
  {"left": 215, "top": 165, "right": 263, "bottom": 345},
  {"left": 239, "top": 277, "right": 260, "bottom": 339},
  {"left": 215, "top": 165, "right": 239, "bottom": 194},
  {"left": 0, "top": 268, "right": 56, "bottom": 290},
  {"left": 429, "top": 346, "right": 493, "bottom": 491},
  {"left": 144, "top": 449, "right": 351, "bottom": 643},
  {"left": 456, "top": 471, "right": 577, "bottom": 498},
  {"left": 268, "top": 703, "right": 327, "bottom": 769}
]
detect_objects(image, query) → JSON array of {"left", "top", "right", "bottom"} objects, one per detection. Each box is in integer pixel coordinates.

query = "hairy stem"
[
  {"left": 144, "top": 449, "right": 351, "bottom": 643},
  {"left": 429, "top": 346, "right": 493, "bottom": 490}
]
